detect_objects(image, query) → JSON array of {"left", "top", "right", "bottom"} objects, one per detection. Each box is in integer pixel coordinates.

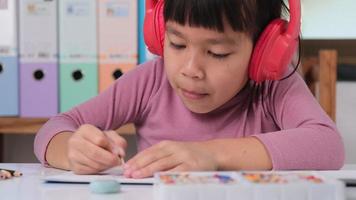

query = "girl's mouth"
[{"left": 180, "top": 88, "right": 208, "bottom": 100}]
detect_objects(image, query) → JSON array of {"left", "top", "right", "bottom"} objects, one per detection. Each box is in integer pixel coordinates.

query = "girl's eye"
[
  {"left": 169, "top": 42, "right": 186, "bottom": 50},
  {"left": 208, "top": 51, "right": 231, "bottom": 59}
]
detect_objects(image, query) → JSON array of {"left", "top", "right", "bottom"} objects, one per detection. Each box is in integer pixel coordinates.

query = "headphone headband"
[
  {"left": 146, "top": 0, "right": 157, "bottom": 11},
  {"left": 287, "top": 0, "right": 301, "bottom": 39}
]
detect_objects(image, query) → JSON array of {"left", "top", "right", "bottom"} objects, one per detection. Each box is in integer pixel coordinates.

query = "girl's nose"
[{"left": 181, "top": 53, "right": 204, "bottom": 80}]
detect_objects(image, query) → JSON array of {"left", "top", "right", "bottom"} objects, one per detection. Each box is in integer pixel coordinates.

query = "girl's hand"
[
  {"left": 123, "top": 140, "right": 218, "bottom": 178},
  {"left": 67, "top": 124, "right": 127, "bottom": 174}
]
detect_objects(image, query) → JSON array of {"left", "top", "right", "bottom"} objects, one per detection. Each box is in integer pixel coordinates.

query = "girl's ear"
[{"left": 144, "top": 0, "right": 165, "bottom": 56}]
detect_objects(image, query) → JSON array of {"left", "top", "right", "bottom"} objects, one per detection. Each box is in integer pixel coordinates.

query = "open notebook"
[{"left": 43, "top": 166, "right": 154, "bottom": 185}]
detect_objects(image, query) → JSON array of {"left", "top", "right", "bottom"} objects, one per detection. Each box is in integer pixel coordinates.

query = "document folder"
[
  {"left": 0, "top": 0, "right": 19, "bottom": 116},
  {"left": 59, "top": 0, "right": 98, "bottom": 112},
  {"left": 98, "top": 0, "right": 138, "bottom": 92},
  {"left": 19, "top": 0, "right": 58, "bottom": 117}
]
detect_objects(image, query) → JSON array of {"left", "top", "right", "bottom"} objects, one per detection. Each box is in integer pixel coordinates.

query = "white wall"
[
  {"left": 302, "top": 0, "right": 356, "bottom": 39},
  {"left": 337, "top": 82, "right": 356, "bottom": 164}
]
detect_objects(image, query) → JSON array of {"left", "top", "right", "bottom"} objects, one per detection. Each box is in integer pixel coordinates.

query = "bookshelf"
[{"left": 0, "top": 118, "right": 135, "bottom": 135}]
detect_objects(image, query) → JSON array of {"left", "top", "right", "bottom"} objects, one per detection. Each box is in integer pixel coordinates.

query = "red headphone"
[{"left": 144, "top": 0, "right": 301, "bottom": 83}]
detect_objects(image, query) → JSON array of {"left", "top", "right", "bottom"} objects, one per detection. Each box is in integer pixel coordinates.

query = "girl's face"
[{"left": 164, "top": 20, "right": 254, "bottom": 113}]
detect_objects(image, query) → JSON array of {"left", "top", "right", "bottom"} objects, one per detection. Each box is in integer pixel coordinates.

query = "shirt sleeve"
[
  {"left": 253, "top": 72, "right": 345, "bottom": 170},
  {"left": 34, "top": 58, "right": 164, "bottom": 165}
]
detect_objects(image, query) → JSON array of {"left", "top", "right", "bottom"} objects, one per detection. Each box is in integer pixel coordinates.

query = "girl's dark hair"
[
  {"left": 163, "top": 0, "right": 299, "bottom": 115},
  {"left": 164, "top": 0, "right": 289, "bottom": 42}
]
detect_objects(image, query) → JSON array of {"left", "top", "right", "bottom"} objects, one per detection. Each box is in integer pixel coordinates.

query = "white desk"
[{"left": 1, "top": 163, "right": 356, "bottom": 200}]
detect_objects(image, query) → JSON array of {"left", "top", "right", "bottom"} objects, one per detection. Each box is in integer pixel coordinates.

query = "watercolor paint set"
[{"left": 154, "top": 171, "right": 345, "bottom": 200}]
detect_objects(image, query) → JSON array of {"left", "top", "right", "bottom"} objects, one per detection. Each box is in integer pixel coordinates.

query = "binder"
[
  {"left": 98, "top": 0, "right": 138, "bottom": 92},
  {"left": 0, "top": 0, "right": 19, "bottom": 116},
  {"left": 19, "top": 0, "right": 58, "bottom": 117},
  {"left": 59, "top": 0, "right": 98, "bottom": 112}
]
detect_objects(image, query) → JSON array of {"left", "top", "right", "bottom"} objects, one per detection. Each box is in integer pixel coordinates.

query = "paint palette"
[{"left": 154, "top": 171, "right": 345, "bottom": 200}]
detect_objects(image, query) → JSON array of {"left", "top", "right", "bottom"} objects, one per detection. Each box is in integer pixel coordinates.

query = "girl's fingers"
[
  {"left": 125, "top": 145, "right": 172, "bottom": 172},
  {"left": 104, "top": 130, "right": 127, "bottom": 156},
  {"left": 79, "top": 125, "right": 111, "bottom": 150},
  {"left": 69, "top": 150, "right": 105, "bottom": 174},
  {"left": 71, "top": 163, "right": 99, "bottom": 175},
  {"left": 125, "top": 141, "right": 176, "bottom": 168},
  {"left": 74, "top": 138, "right": 120, "bottom": 167},
  {"left": 166, "top": 164, "right": 188, "bottom": 173},
  {"left": 73, "top": 125, "right": 121, "bottom": 165},
  {"left": 68, "top": 125, "right": 127, "bottom": 174},
  {"left": 129, "top": 155, "right": 182, "bottom": 178}
]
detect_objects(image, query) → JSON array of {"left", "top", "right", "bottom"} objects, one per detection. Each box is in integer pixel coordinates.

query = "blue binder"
[
  {"left": 0, "top": 57, "right": 19, "bottom": 116},
  {"left": 0, "top": 0, "right": 19, "bottom": 116}
]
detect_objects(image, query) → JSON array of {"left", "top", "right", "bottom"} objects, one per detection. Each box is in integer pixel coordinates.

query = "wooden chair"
[{"left": 300, "top": 49, "right": 338, "bottom": 121}]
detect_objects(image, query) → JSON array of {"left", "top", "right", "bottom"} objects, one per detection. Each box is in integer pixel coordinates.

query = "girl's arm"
[
  {"left": 204, "top": 137, "right": 272, "bottom": 170},
  {"left": 253, "top": 72, "right": 345, "bottom": 170},
  {"left": 123, "top": 137, "right": 272, "bottom": 178},
  {"left": 123, "top": 72, "right": 345, "bottom": 178},
  {"left": 45, "top": 131, "right": 72, "bottom": 170},
  {"left": 34, "top": 59, "right": 164, "bottom": 167}
]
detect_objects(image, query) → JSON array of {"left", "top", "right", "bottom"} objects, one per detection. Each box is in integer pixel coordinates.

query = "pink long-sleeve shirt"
[{"left": 34, "top": 58, "right": 345, "bottom": 170}]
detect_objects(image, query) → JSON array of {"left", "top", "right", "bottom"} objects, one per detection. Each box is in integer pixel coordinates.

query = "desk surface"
[{"left": 1, "top": 163, "right": 356, "bottom": 200}]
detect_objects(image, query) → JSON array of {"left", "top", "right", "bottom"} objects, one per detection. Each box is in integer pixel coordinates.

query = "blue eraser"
[{"left": 89, "top": 180, "right": 121, "bottom": 194}]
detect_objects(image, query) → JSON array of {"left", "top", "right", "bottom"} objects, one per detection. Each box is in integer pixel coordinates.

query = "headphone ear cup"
[
  {"left": 144, "top": 0, "right": 165, "bottom": 56},
  {"left": 249, "top": 19, "right": 298, "bottom": 83}
]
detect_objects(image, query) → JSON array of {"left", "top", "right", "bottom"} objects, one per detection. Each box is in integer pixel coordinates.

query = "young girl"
[{"left": 34, "top": 0, "right": 345, "bottom": 178}]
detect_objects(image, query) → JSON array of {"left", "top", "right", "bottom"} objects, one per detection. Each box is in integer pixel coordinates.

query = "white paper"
[{"left": 43, "top": 171, "right": 154, "bottom": 185}]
